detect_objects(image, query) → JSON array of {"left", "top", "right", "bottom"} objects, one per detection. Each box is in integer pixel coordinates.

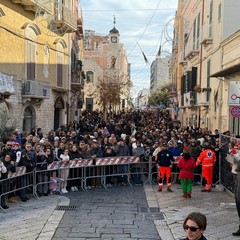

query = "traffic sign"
[{"left": 230, "top": 106, "right": 240, "bottom": 117}]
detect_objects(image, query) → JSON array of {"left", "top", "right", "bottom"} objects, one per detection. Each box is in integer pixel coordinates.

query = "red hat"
[
  {"left": 12, "top": 142, "right": 20, "bottom": 147},
  {"left": 183, "top": 146, "right": 190, "bottom": 153}
]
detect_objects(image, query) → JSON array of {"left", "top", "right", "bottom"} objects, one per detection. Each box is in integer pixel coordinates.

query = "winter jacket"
[
  {"left": 2, "top": 160, "right": 16, "bottom": 179},
  {"left": 156, "top": 150, "right": 174, "bottom": 167},
  {"left": 114, "top": 144, "right": 130, "bottom": 157},
  {"left": 18, "top": 150, "right": 37, "bottom": 172},
  {"left": 178, "top": 156, "right": 196, "bottom": 180},
  {"left": 189, "top": 143, "right": 201, "bottom": 160}
]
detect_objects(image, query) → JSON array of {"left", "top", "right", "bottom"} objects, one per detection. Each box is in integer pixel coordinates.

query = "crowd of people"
[{"left": 0, "top": 109, "right": 230, "bottom": 211}]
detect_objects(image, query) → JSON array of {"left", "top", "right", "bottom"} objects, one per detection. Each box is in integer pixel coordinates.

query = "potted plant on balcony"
[
  {"left": 194, "top": 84, "right": 201, "bottom": 93},
  {"left": 202, "top": 87, "right": 211, "bottom": 92}
]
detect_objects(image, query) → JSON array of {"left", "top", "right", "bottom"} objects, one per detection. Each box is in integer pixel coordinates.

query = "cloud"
[{"left": 81, "top": 0, "right": 178, "bottom": 98}]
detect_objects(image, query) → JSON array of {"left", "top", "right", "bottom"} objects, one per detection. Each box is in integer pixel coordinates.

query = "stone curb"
[{"left": 37, "top": 196, "right": 70, "bottom": 240}]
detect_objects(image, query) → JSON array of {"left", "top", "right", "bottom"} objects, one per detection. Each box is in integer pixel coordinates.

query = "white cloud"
[{"left": 81, "top": 0, "right": 178, "bottom": 97}]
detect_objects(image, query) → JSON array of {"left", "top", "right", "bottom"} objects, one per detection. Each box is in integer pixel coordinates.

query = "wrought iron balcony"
[
  {"left": 21, "top": 80, "right": 50, "bottom": 105},
  {"left": 12, "top": 0, "right": 77, "bottom": 33},
  {"left": 12, "top": 0, "right": 51, "bottom": 12},
  {"left": 22, "top": 80, "right": 50, "bottom": 97}
]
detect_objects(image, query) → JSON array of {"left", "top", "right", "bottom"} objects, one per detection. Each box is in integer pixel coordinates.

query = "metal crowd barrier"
[
  {"left": 0, "top": 155, "right": 205, "bottom": 213},
  {"left": 0, "top": 166, "right": 34, "bottom": 213}
]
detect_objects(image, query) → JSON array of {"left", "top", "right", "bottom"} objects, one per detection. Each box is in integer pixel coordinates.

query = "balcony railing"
[
  {"left": 22, "top": 80, "right": 50, "bottom": 98},
  {"left": 196, "top": 91, "right": 210, "bottom": 106},
  {"left": 185, "top": 41, "right": 200, "bottom": 60},
  {"left": 201, "top": 22, "right": 213, "bottom": 47},
  {"left": 12, "top": 0, "right": 51, "bottom": 12},
  {"left": 12, "top": 0, "right": 77, "bottom": 32}
]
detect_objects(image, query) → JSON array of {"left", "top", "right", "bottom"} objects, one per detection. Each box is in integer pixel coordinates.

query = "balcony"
[
  {"left": 57, "top": 4, "right": 77, "bottom": 32},
  {"left": 181, "top": 91, "right": 196, "bottom": 108},
  {"left": 12, "top": 0, "right": 52, "bottom": 12},
  {"left": 185, "top": 41, "right": 200, "bottom": 60},
  {"left": 71, "top": 72, "right": 85, "bottom": 93},
  {"left": 12, "top": 0, "right": 77, "bottom": 33},
  {"left": 168, "top": 85, "right": 177, "bottom": 98},
  {"left": 178, "top": 50, "right": 187, "bottom": 66},
  {"left": 200, "top": 22, "right": 213, "bottom": 47},
  {"left": 196, "top": 91, "right": 210, "bottom": 107},
  {"left": 22, "top": 80, "right": 50, "bottom": 105}
]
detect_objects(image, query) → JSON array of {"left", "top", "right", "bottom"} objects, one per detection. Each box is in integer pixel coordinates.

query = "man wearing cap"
[
  {"left": 156, "top": 142, "right": 174, "bottom": 192},
  {"left": 196, "top": 142, "right": 216, "bottom": 192}
]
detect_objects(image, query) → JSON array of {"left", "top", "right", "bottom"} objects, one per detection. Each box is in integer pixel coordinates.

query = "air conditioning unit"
[
  {"left": 23, "top": 80, "right": 43, "bottom": 96},
  {"left": 23, "top": 80, "right": 37, "bottom": 95}
]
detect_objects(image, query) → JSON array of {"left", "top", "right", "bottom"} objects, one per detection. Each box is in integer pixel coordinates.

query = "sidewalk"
[
  {"left": 145, "top": 183, "right": 238, "bottom": 240},
  {"left": 0, "top": 195, "right": 69, "bottom": 240}
]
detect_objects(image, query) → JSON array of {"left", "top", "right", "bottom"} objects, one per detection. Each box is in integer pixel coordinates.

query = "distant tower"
[{"left": 109, "top": 15, "right": 120, "bottom": 44}]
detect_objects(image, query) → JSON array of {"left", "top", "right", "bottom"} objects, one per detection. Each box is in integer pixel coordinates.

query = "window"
[
  {"left": 193, "top": 13, "right": 201, "bottom": 51},
  {"left": 56, "top": 53, "right": 63, "bottom": 87},
  {"left": 218, "top": 3, "right": 221, "bottom": 22},
  {"left": 86, "top": 71, "right": 94, "bottom": 83},
  {"left": 207, "top": 60, "right": 211, "bottom": 102},
  {"left": 27, "top": 41, "right": 36, "bottom": 80},
  {"left": 196, "top": 13, "right": 200, "bottom": 49},
  {"left": 193, "top": 18, "right": 196, "bottom": 50},
  {"left": 209, "top": 0, "right": 213, "bottom": 38},
  {"left": 55, "top": 0, "right": 63, "bottom": 21}
]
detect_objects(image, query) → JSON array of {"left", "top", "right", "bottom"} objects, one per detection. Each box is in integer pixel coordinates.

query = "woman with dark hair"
[
  {"left": 178, "top": 147, "right": 196, "bottom": 198},
  {"left": 182, "top": 212, "right": 207, "bottom": 240}
]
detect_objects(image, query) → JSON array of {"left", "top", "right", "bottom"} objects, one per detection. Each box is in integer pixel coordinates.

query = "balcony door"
[{"left": 23, "top": 106, "right": 36, "bottom": 133}]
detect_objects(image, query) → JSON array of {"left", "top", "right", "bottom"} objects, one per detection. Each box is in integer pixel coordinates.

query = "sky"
[{"left": 80, "top": 0, "right": 178, "bottom": 98}]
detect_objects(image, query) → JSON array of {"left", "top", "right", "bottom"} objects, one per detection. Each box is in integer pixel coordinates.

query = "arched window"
[
  {"left": 54, "top": 40, "right": 66, "bottom": 87},
  {"left": 22, "top": 23, "right": 40, "bottom": 81},
  {"left": 86, "top": 71, "right": 94, "bottom": 83}
]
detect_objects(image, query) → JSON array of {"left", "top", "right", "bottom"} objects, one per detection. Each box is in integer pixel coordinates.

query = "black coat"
[
  {"left": 182, "top": 235, "right": 207, "bottom": 240},
  {"left": 18, "top": 150, "right": 36, "bottom": 172},
  {"left": 2, "top": 160, "right": 16, "bottom": 179}
]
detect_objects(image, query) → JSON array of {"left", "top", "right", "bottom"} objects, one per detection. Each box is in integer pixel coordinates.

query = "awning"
[{"left": 210, "top": 63, "right": 240, "bottom": 77}]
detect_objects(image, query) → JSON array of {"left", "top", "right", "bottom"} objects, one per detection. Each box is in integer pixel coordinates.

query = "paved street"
[
  {"left": 0, "top": 183, "right": 239, "bottom": 240},
  {"left": 52, "top": 186, "right": 161, "bottom": 240}
]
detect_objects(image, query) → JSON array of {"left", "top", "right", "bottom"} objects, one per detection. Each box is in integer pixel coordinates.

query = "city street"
[{"left": 0, "top": 182, "right": 238, "bottom": 240}]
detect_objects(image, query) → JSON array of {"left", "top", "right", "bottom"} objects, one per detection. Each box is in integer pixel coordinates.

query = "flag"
[
  {"left": 157, "top": 45, "right": 161, "bottom": 57},
  {"left": 142, "top": 51, "right": 149, "bottom": 64},
  {"left": 136, "top": 41, "right": 149, "bottom": 64}
]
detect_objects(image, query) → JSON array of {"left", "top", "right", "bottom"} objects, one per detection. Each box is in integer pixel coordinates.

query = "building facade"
[
  {"left": 150, "top": 56, "right": 171, "bottom": 92},
  {"left": 0, "top": 0, "right": 83, "bottom": 134},
  {"left": 83, "top": 24, "right": 131, "bottom": 113},
  {"left": 170, "top": 0, "right": 240, "bottom": 134}
]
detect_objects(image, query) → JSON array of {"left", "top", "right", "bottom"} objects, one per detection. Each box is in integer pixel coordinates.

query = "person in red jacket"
[
  {"left": 178, "top": 148, "right": 196, "bottom": 198},
  {"left": 196, "top": 142, "right": 216, "bottom": 192}
]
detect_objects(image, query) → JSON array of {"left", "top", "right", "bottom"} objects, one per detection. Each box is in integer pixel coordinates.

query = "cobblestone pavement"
[
  {"left": 0, "top": 194, "right": 70, "bottom": 240},
  {"left": 52, "top": 185, "right": 161, "bottom": 240},
  {"left": 145, "top": 183, "right": 238, "bottom": 240},
  {"left": 0, "top": 183, "right": 239, "bottom": 240}
]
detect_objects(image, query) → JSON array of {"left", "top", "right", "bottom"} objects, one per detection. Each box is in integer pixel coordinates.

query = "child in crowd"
[
  {"left": 59, "top": 149, "right": 70, "bottom": 193},
  {"left": 49, "top": 171, "right": 64, "bottom": 194}
]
